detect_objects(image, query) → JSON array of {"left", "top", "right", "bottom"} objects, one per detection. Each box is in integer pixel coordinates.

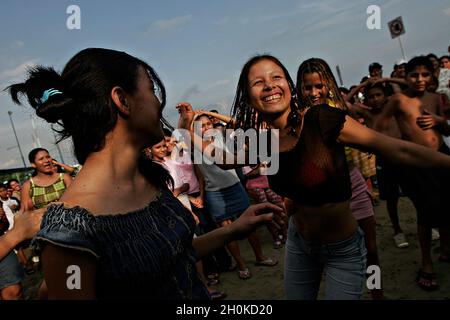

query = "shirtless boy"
[{"left": 374, "top": 56, "right": 450, "bottom": 291}]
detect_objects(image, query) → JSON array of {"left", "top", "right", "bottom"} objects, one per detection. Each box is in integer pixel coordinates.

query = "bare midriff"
[{"left": 286, "top": 199, "right": 358, "bottom": 244}]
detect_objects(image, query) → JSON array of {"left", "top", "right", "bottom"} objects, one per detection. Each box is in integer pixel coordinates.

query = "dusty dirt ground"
[{"left": 206, "top": 196, "right": 450, "bottom": 300}]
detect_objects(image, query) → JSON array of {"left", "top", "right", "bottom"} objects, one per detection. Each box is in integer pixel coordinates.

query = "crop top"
[{"left": 268, "top": 104, "right": 351, "bottom": 206}]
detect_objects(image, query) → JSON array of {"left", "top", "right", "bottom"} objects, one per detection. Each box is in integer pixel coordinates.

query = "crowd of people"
[{"left": 0, "top": 47, "right": 450, "bottom": 300}]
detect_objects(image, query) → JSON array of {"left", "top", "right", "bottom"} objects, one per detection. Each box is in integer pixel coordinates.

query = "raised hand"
[
  {"left": 194, "top": 109, "right": 209, "bottom": 116},
  {"left": 176, "top": 102, "right": 195, "bottom": 130}
]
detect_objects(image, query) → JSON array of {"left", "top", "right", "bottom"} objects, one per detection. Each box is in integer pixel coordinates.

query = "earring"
[{"left": 329, "top": 90, "right": 334, "bottom": 98}]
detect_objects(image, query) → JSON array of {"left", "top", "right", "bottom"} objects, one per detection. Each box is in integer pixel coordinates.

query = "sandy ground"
[
  {"left": 208, "top": 196, "right": 450, "bottom": 300},
  {"left": 21, "top": 196, "right": 450, "bottom": 300}
]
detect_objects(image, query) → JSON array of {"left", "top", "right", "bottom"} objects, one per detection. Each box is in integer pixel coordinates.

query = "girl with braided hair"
[
  {"left": 296, "top": 57, "right": 383, "bottom": 299},
  {"left": 296, "top": 58, "right": 348, "bottom": 111},
  {"left": 177, "top": 54, "right": 450, "bottom": 299}
]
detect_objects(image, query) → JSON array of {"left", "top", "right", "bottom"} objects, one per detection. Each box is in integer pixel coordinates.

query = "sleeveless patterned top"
[{"left": 30, "top": 173, "right": 67, "bottom": 209}]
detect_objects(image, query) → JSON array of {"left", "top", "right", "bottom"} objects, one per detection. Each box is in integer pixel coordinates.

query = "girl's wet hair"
[
  {"left": 296, "top": 58, "right": 347, "bottom": 111},
  {"left": 231, "top": 54, "right": 299, "bottom": 130},
  {"left": 7, "top": 48, "right": 173, "bottom": 189}
]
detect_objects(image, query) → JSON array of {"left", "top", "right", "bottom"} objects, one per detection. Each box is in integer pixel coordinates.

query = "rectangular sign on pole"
[{"left": 388, "top": 16, "right": 405, "bottom": 39}]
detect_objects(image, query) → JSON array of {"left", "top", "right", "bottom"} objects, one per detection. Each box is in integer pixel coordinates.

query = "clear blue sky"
[{"left": 0, "top": 0, "right": 449, "bottom": 169}]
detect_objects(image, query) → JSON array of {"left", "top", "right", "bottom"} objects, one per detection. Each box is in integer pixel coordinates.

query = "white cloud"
[
  {"left": 151, "top": 14, "right": 192, "bottom": 31},
  {"left": 214, "top": 17, "right": 230, "bottom": 26},
  {"left": 297, "top": 2, "right": 360, "bottom": 34},
  {"left": 0, "top": 59, "right": 38, "bottom": 80},
  {"left": 13, "top": 41, "right": 25, "bottom": 48},
  {"left": 206, "top": 79, "right": 231, "bottom": 89},
  {"left": 206, "top": 99, "right": 230, "bottom": 114},
  {"left": 257, "top": 10, "right": 302, "bottom": 23},
  {"left": 296, "top": 1, "right": 337, "bottom": 14},
  {"left": 239, "top": 17, "right": 250, "bottom": 25},
  {"left": 180, "top": 84, "right": 201, "bottom": 100}
]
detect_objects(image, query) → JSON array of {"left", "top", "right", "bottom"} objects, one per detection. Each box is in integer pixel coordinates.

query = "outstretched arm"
[
  {"left": 0, "top": 209, "right": 44, "bottom": 260},
  {"left": 195, "top": 109, "right": 235, "bottom": 125},
  {"left": 192, "top": 203, "right": 285, "bottom": 258},
  {"left": 376, "top": 77, "right": 407, "bottom": 87},
  {"left": 345, "top": 78, "right": 375, "bottom": 102},
  {"left": 339, "top": 115, "right": 450, "bottom": 168}
]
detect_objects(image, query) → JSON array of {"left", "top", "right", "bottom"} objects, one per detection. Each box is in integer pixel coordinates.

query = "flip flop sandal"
[
  {"left": 255, "top": 258, "right": 278, "bottom": 267},
  {"left": 416, "top": 269, "right": 439, "bottom": 291},
  {"left": 207, "top": 278, "right": 219, "bottom": 286},
  {"left": 209, "top": 290, "right": 227, "bottom": 300},
  {"left": 207, "top": 273, "right": 219, "bottom": 280},
  {"left": 273, "top": 240, "right": 283, "bottom": 249},
  {"left": 237, "top": 268, "right": 251, "bottom": 280}
]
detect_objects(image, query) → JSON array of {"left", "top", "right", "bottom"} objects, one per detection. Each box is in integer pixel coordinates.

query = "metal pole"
[
  {"left": 7, "top": 111, "right": 27, "bottom": 168},
  {"left": 30, "top": 115, "right": 41, "bottom": 147},
  {"left": 398, "top": 36, "right": 407, "bottom": 61},
  {"left": 335, "top": 65, "right": 344, "bottom": 86},
  {"left": 51, "top": 124, "right": 65, "bottom": 163}
]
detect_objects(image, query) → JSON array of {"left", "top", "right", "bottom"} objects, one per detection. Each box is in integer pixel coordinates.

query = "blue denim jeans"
[
  {"left": 284, "top": 217, "right": 367, "bottom": 300},
  {"left": 0, "top": 251, "right": 24, "bottom": 290}
]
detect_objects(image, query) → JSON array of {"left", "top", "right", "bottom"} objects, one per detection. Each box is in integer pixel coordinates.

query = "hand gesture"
[
  {"left": 13, "top": 208, "right": 45, "bottom": 240},
  {"left": 229, "top": 203, "right": 286, "bottom": 240},
  {"left": 189, "top": 196, "right": 204, "bottom": 209},
  {"left": 176, "top": 102, "right": 195, "bottom": 130},
  {"left": 194, "top": 109, "right": 209, "bottom": 116},
  {"left": 416, "top": 109, "right": 442, "bottom": 130}
]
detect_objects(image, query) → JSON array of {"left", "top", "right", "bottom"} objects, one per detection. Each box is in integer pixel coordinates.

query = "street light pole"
[
  {"left": 7, "top": 111, "right": 27, "bottom": 168},
  {"left": 51, "top": 124, "right": 65, "bottom": 163}
]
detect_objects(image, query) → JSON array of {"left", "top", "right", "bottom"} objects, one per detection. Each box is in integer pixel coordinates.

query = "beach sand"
[{"left": 209, "top": 196, "right": 450, "bottom": 300}]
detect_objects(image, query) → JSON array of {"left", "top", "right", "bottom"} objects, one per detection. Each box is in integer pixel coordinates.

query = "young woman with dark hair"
[
  {"left": 7, "top": 48, "right": 284, "bottom": 299},
  {"left": 296, "top": 57, "right": 383, "bottom": 299},
  {"left": 177, "top": 54, "right": 450, "bottom": 299}
]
